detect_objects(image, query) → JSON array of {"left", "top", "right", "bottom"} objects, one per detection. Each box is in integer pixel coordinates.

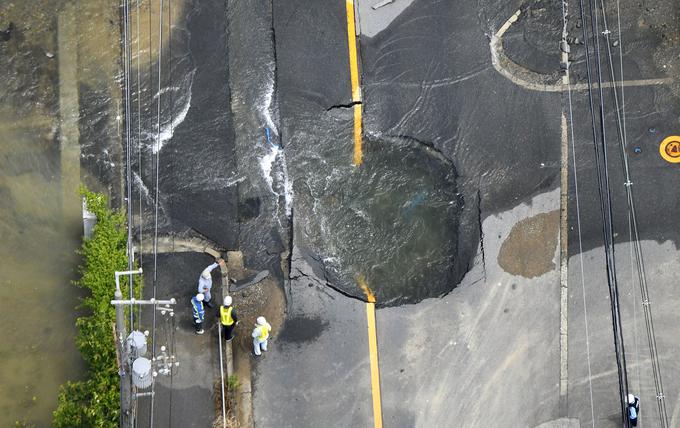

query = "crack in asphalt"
[
  {"left": 477, "top": 188, "right": 487, "bottom": 281},
  {"left": 389, "top": 133, "right": 456, "bottom": 165},
  {"left": 325, "top": 100, "right": 362, "bottom": 111}
]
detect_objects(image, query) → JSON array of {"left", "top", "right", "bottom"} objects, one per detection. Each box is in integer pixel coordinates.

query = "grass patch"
[{"left": 227, "top": 375, "right": 240, "bottom": 391}]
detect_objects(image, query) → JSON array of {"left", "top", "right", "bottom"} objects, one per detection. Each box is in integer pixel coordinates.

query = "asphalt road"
[
  {"left": 252, "top": 0, "right": 680, "bottom": 427},
  {"left": 565, "top": 1, "right": 680, "bottom": 426},
  {"left": 254, "top": 0, "right": 564, "bottom": 426},
  {"left": 134, "top": 0, "right": 240, "bottom": 250}
]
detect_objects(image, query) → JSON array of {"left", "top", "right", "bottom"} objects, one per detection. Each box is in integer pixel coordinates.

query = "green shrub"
[
  {"left": 53, "top": 189, "right": 140, "bottom": 428},
  {"left": 227, "top": 375, "right": 240, "bottom": 391}
]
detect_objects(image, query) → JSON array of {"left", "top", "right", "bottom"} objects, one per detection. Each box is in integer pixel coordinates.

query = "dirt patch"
[
  {"left": 229, "top": 276, "right": 285, "bottom": 356},
  {"left": 497, "top": 210, "right": 559, "bottom": 278}
]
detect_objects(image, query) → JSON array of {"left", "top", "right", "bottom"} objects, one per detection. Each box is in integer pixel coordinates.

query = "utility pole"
[
  {"left": 114, "top": 269, "right": 142, "bottom": 428},
  {"left": 112, "top": 268, "right": 177, "bottom": 428}
]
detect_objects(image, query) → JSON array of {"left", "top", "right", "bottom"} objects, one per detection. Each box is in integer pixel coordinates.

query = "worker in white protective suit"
[
  {"left": 197, "top": 258, "right": 224, "bottom": 308},
  {"left": 251, "top": 316, "right": 272, "bottom": 357}
]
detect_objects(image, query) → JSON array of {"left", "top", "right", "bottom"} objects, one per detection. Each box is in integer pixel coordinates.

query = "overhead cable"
[
  {"left": 577, "top": 0, "right": 629, "bottom": 422},
  {"left": 597, "top": 1, "right": 669, "bottom": 424}
]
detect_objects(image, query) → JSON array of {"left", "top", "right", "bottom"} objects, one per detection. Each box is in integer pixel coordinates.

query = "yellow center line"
[
  {"left": 345, "top": 0, "right": 363, "bottom": 166},
  {"left": 358, "top": 275, "right": 383, "bottom": 428},
  {"left": 365, "top": 302, "right": 383, "bottom": 428},
  {"left": 353, "top": 103, "right": 363, "bottom": 165}
]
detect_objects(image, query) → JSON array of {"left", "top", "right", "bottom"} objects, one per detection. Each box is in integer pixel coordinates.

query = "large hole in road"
[{"left": 293, "top": 136, "right": 475, "bottom": 306}]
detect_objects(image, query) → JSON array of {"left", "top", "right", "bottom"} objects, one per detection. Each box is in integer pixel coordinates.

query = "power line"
[
  {"left": 592, "top": 0, "right": 631, "bottom": 420},
  {"left": 136, "top": 0, "right": 143, "bottom": 277},
  {"left": 577, "top": 0, "right": 630, "bottom": 422},
  {"left": 166, "top": 0, "right": 174, "bottom": 424},
  {"left": 168, "top": 311, "right": 176, "bottom": 428},
  {"left": 121, "top": 0, "right": 136, "bottom": 425},
  {"left": 596, "top": 1, "right": 669, "bottom": 424},
  {"left": 122, "top": 0, "right": 135, "bottom": 334},
  {"left": 562, "top": 1, "right": 596, "bottom": 423},
  {"left": 149, "top": 0, "right": 164, "bottom": 424}
]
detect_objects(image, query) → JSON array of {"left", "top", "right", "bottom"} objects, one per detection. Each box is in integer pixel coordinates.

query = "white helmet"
[
  {"left": 201, "top": 269, "right": 211, "bottom": 279},
  {"left": 196, "top": 293, "right": 205, "bottom": 301},
  {"left": 223, "top": 296, "right": 232, "bottom": 306},
  {"left": 256, "top": 316, "right": 267, "bottom": 326},
  {"left": 628, "top": 394, "right": 635, "bottom": 404}
]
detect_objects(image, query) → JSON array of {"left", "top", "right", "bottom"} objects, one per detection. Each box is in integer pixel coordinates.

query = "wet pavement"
[
  {"left": 253, "top": 0, "right": 563, "bottom": 425},
  {"left": 253, "top": 268, "right": 373, "bottom": 427},
  {"left": 273, "top": 0, "right": 563, "bottom": 304},
  {"left": 376, "top": 190, "right": 562, "bottom": 427},
  {"left": 129, "top": 0, "right": 240, "bottom": 250},
  {"left": 136, "top": 252, "right": 220, "bottom": 428},
  {"left": 3, "top": 0, "right": 680, "bottom": 425},
  {"left": 564, "top": 0, "right": 680, "bottom": 426},
  {"left": 253, "top": 0, "right": 680, "bottom": 426},
  {"left": 253, "top": 190, "right": 564, "bottom": 427}
]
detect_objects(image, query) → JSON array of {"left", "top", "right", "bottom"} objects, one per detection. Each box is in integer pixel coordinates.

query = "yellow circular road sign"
[{"left": 660, "top": 136, "right": 680, "bottom": 163}]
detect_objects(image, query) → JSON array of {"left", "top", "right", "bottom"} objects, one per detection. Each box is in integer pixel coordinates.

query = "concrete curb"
[
  {"left": 138, "top": 235, "right": 224, "bottom": 255},
  {"left": 223, "top": 251, "right": 254, "bottom": 428},
  {"left": 217, "top": 252, "right": 234, "bottom": 378}
]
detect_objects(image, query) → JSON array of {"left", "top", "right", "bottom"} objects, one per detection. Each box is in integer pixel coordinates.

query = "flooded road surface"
[
  {"left": 0, "top": 0, "right": 122, "bottom": 425},
  {"left": 0, "top": 3, "right": 82, "bottom": 426},
  {"left": 0, "top": 123, "right": 84, "bottom": 426}
]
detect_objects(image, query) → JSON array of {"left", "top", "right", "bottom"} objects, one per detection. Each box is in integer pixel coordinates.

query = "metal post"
[
  {"left": 218, "top": 323, "right": 226, "bottom": 428},
  {"left": 114, "top": 268, "right": 143, "bottom": 428},
  {"left": 115, "top": 287, "right": 131, "bottom": 428}
]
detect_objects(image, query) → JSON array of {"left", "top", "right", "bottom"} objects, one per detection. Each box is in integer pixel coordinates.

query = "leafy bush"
[
  {"left": 227, "top": 374, "right": 239, "bottom": 391},
  {"left": 53, "top": 189, "right": 140, "bottom": 427}
]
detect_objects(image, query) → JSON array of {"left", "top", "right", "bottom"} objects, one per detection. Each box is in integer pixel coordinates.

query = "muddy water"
[
  {"left": 0, "top": 0, "right": 124, "bottom": 425},
  {"left": 0, "top": 6, "right": 82, "bottom": 428},
  {"left": 0, "top": 123, "right": 84, "bottom": 427}
]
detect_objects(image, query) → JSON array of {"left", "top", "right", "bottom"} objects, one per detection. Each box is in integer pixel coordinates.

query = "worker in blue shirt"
[
  {"left": 197, "top": 258, "right": 224, "bottom": 308},
  {"left": 191, "top": 293, "right": 205, "bottom": 334}
]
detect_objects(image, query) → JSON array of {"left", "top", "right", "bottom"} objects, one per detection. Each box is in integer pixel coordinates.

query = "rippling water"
[
  {"left": 0, "top": 0, "right": 126, "bottom": 424},
  {"left": 0, "top": 18, "right": 83, "bottom": 428}
]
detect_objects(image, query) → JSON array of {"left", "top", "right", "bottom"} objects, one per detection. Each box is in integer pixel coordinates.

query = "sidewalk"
[{"left": 136, "top": 252, "right": 222, "bottom": 427}]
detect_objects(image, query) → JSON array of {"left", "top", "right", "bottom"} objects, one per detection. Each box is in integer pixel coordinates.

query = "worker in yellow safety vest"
[
  {"left": 216, "top": 296, "right": 238, "bottom": 341},
  {"left": 251, "top": 316, "right": 272, "bottom": 357}
]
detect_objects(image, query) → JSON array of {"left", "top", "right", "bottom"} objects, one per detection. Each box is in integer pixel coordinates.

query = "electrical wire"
[
  {"left": 166, "top": 1, "right": 175, "bottom": 425},
  {"left": 121, "top": 0, "right": 137, "bottom": 426},
  {"left": 168, "top": 311, "right": 176, "bottom": 428},
  {"left": 134, "top": 0, "right": 144, "bottom": 352},
  {"left": 595, "top": 1, "right": 669, "bottom": 425},
  {"left": 218, "top": 322, "right": 227, "bottom": 428},
  {"left": 123, "top": 0, "right": 135, "bottom": 332},
  {"left": 562, "top": 6, "right": 596, "bottom": 425},
  {"left": 149, "top": 0, "right": 164, "bottom": 424},
  {"left": 136, "top": 0, "right": 143, "bottom": 289},
  {"left": 591, "top": 0, "right": 631, "bottom": 420},
  {"left": 577, "top": 0, "right": 629, "bottom": 422},
  {"left": 561, "top": 3, "right": 597, "bottom": 425}
]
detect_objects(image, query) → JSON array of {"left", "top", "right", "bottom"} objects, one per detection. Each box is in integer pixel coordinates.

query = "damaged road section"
[
  {"left": 356, "top": 0, "right": 562, "bottom": 302},
  {"left": 274, "top": 0, "right": 484, "bottom": 306},
  {"left": 292, "top": 136, "right": 465, "bottom": 306}
]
